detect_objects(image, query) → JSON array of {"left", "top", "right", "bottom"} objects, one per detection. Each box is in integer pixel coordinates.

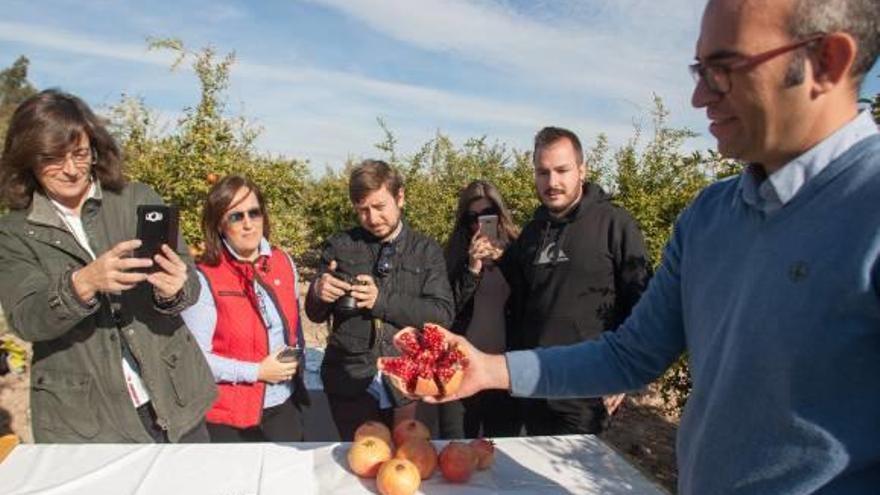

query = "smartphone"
[
  {"left": 277, "top": 346, "right": 304, "bottom": 364},
  {"left": 135, "top": 205, "right": 179, "bottom": 271},
  {"left": 477, "top": 214, "right": 500, "bottom": 242}
]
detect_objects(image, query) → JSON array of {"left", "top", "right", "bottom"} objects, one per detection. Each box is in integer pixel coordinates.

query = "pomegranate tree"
[{"left": 380, "top": 323, "right": 467, "bottom": 398}]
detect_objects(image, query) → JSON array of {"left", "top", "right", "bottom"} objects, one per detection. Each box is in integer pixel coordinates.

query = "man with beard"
[
  {"left": 423, "top": 1, "right": 880, "bottom": 492},
  {"left": 306, "top": 160, "right": 453, "bottom": 440},
  {"left": 500, "top": 127, "right": 651, "bottom": 435}
]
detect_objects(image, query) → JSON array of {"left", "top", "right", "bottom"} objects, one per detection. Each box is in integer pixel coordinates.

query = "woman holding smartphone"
[
  {"left": 0, "top": 90, "right": 215, "bottom": 443},
  {"left": 439, "top": 180, "right": 522, "bottom": 438},
  {"left": 183, "top": 175, "right": 309, "bottom": 442}
]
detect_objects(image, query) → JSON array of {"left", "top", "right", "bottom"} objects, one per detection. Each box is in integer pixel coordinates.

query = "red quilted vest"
[{"left": 198, "top": 247, "right": 300, "bottom": 428}]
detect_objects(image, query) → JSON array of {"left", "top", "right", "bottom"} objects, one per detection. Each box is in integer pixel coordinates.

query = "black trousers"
[
  {"left": 521, "top": 397, "right": 608, "bottom": 435},
  {"left": 326, "top": 391, "right": 395, "bottom": 442},
  {"left": 206, "top": 397, "right": 305, "bottom": 442},
  {"left": 138, "top": 403, "right": 210, "bottom": 443},
  {"left": 437, "top": 391, "right": 523, "bottom": 439}
]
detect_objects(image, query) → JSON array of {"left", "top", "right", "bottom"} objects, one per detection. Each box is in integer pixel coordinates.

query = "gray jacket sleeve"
[{"left": 0, "top": 229, "right": 98, "bottom": 342}]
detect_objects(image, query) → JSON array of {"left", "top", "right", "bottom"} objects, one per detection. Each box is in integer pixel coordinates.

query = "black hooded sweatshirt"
[{"left": 500, "top": 182, "right": 651, "bottom": 351}]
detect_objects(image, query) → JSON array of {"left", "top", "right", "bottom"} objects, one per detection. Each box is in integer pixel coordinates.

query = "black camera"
[{"left": 331, "top": 271, "right": 359, "bottom": 314}]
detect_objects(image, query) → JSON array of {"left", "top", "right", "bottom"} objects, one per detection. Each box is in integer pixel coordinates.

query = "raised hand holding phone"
[
  {"left": 72, "top": 239, "right": 153, "bottom": 301},
  {"left": 146, "top": 244, "right": 188, "bottom": 301},
  {"left": 477, "top": 214, "right": 499, "bottom": 243}
]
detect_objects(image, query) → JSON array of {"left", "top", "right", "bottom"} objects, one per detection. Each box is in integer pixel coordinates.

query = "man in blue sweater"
[{"left": 416, "top": 0, "right": 880, "bottom": 493}]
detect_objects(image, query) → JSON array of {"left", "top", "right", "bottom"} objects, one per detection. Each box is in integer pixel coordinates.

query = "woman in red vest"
[{"left": 183, "top": 175, "right": 309, "bottom": 442}]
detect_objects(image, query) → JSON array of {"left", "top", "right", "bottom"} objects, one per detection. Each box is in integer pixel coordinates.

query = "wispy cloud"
[
  {"left": 304, "top": 0, "right": 702, "bottom": 99},
  {"left": 0, "top": 20, "right": 572, "bottom": 128},
  {"left": 0, "top": 1, "right": 731, "bottom": 171}
]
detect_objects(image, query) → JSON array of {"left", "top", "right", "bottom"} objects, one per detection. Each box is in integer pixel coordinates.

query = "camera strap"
[{"left": 370, "top": 318, "right": 383, "bottom": 349}]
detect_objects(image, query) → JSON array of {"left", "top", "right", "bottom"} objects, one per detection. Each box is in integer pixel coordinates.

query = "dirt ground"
[{"left": 0, "top": 295, "right": 678, "bottom": 493}]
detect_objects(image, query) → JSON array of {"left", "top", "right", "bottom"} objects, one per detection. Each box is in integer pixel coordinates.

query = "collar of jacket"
[
  {"left": 354, "top": 218, "right": 410, "bottom": 248},
  {"left": 26, "top": 180, "right": 104, "bottom": 229}
]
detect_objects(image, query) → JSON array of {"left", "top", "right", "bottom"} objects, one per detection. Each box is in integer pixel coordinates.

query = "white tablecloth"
[{"left": 1, "top": 436, "right": 667, "bottom": 494}]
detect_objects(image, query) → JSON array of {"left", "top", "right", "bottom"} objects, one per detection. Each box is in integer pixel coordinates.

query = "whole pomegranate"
[
  {"left": 395, "top": 438, "right": 438, "bottom": 479},
  {"left": 438, "top": 441, "right": 478, "bottom": 483},
  {"left": 354, "top": 420, "right": 393, "bottom": 447},
  {"left": 376, "top": 458, "right": 421, "bottom": 495},
  {"left": 392, "top": 419, "right": 431, "bottom": 447},
  {"left": 347, "top": 436, "right": 392, "bottom": 478},
  {"left": 469, "top": 438, "right": 495, "bottom": 470},
  {"left": 380, "top": 324, "right": 467, "bottom": 398}
]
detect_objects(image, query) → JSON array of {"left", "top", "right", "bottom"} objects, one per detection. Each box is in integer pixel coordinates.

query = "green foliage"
[
  {"left": 114, "top": 40, "right": 311, "bottom": 258},
  {"left": 605, "top": 95, "right": 739, "bottom": 267},
  {"left": 396, "top": 133, "right": 537, "bottom": 244},
  {"left": 0, "top": 56, "right": 38, "bottom": 147}
]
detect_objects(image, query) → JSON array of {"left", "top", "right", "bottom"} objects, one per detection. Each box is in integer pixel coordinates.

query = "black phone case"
[{"left": 135, "top": 205, "right": 179, "bottom": 270}]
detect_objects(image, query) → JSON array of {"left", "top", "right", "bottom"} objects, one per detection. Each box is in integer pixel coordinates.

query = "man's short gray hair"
[{"left": 789, "top": 0, "right": 880, "bottom": 84}]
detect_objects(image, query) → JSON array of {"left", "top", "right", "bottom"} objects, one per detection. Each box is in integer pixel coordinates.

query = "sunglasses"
[
  {"left": 375, "top": 243, "right": 396, "bottom": 278},
  {"left": 465, "top": 207, "right": 499, "bottom": 224},
  {"left": 226, "top": 207, "right": 263, "bottom": 224}
]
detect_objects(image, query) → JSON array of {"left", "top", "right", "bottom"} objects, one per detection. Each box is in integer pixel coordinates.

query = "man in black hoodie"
[{"left": 500, "top": 126, "right": 651, "bottom": 435}]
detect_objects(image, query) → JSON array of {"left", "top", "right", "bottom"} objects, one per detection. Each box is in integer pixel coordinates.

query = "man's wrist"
[{"left": 490, "top": 353, "right": 511, "bottom": 392}]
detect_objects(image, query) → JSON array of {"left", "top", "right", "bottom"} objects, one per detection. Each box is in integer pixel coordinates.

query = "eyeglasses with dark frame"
[
  {"left": 375, "top": 242, "right": 396, "bottom": 278},
  {"left": 37, "top": 147, "right": 94, "bottom": 171},
  {"left": 226, "top": 207, "right": 263, "bottom": 225},
  {"left": 689, "top": 34, "right": 825, "bottom": 95}
]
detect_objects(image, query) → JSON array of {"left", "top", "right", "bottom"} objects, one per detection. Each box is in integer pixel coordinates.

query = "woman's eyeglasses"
[
  {"left": 37, "top": 147, "right": 94, "bottom": 171},
  {"left": 226, "top": 207, "right": 263, "bottom": 224},
  {"left": 465, "top": 207, "right": 499, "bottom": 224},
  {"left": 375, "top": 243, "right": 396, "bottom": 278}
]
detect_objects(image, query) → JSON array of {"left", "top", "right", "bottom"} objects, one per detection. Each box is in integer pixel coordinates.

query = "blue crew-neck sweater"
[{"left": 508, "top": 134, "right": 880, "bottom": 494}]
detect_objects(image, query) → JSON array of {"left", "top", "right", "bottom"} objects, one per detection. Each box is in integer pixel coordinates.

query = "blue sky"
[{"left": 2, "top": 0, "right": 878, "bottom": 174}]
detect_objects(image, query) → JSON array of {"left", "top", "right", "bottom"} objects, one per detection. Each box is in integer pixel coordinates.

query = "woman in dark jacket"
[{"left": 438, "top": 180, "right": 522, "bottom": 438}]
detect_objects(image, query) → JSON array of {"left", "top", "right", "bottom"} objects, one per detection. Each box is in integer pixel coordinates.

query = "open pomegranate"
[{"left": 380, "top": 323, "right": 467, "bottom": 398}]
